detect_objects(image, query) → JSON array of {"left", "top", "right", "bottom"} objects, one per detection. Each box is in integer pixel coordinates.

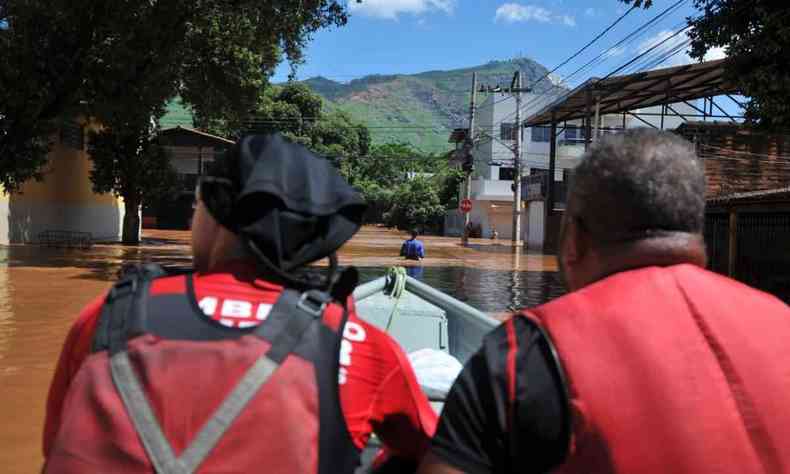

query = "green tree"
[
  {"left": 0, "top": 0, "right": 350, "bottom": 241},
  {"left": 87, "top": 123, "right": 177, "bottom": 243},
  {"left": 243, "top": 83, "right": 370, "bottom": 166},
  {"left": 348, "top": 143, "right": 463, "bottom": 229},
  {"left": 619, "top": 0, "right": 790, "bottom": 128},
  {"left": 385, "top": 176, "right": 448, "bottom": 233}
]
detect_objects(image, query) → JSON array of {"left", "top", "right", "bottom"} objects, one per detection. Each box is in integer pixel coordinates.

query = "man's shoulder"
[{"left": 671, "top": 264, "right": 790, "bottom": 311}]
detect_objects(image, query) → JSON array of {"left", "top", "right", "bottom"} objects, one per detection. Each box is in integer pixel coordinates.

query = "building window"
[
  {"left": 530, "top": 126, "right": 551, "bottom": 143},
  {"left": 500, "top": 123, "right": 517, "bottom": 141},
  {"left": 561, "top": 125, "right": 587, "bottom": 144},
  {"left": 60, "top": 121, "right": 84, "bottom": 150},
  {"left": 498, "top": 167, "right": 515, "bottom": 181}
]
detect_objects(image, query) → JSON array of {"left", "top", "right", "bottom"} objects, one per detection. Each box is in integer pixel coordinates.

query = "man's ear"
[{"left": 560, "top": 216, "right": 588, "bottom": 264}]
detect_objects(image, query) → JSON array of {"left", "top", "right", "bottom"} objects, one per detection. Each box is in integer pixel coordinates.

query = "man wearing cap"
[
  {"left": 418, "top": 129, "right": 790, "bottom": 474},
  {"left": 43, "top": 134, "right": 437, "bottom": 473}
]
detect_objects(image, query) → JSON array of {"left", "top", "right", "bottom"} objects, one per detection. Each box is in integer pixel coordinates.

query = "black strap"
[
  {"left": 260, "top": 289, "right": 331, "bottom": 363},
  {"left": 93, "top": 275, "right": 143, "bottom": 354},
  {"left": 95, "top": 264, "right": 191, "bottom": 353}
]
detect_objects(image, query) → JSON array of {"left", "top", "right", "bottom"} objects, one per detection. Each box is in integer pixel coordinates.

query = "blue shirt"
[{"left": 400, "top": 239, "right": 425, "bottom": 260}]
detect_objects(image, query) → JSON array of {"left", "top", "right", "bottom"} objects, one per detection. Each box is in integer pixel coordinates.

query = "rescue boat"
[{"left": 352, "top": 268, "right": 498, "bottom": 471}]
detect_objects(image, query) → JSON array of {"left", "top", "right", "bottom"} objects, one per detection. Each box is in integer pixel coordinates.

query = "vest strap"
[
  {"left": 110, "top": 351, "right": 189, "bottom": 474},
  {"left": 109, "top": 286, "right": 328, "bottom": 473}
]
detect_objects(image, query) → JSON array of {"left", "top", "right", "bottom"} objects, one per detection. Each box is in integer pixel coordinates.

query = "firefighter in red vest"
[
  {"left": 419, "top": 129, "right": 790, "bottom": 474},
  {"left": 43, "top": 134, "right": 437, "bottom": 473}
]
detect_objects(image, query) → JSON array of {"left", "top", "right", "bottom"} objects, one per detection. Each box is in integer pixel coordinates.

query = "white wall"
[{"left": 527, "top": 200, "right": 545, "bottom": 250}]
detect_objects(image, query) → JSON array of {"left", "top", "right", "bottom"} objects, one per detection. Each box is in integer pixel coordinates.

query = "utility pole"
[
  {"left": 478, "top": 73, "right": 531, "bottom": 246},
  {"left": 462, "top": 72, "right": 477, "bottom": 245},
  {"left": 512, "top": 71, "right": 523, "bottom": 246}
]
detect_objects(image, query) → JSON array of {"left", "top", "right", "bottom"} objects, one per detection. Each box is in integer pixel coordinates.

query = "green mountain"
[
  {"left": 159, "top": 58, "right": 562, "bottom": 153},
  {"left": 304, "top": 58, "right": 561, "bottom": 153}
]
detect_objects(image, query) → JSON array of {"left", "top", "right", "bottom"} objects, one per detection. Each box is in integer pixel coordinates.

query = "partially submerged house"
[{"left": 143, "top": 126, "right": 234, "bottom": 229}]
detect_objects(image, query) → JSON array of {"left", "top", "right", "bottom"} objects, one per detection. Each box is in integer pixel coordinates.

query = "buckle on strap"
[
  {"left": 296, "top": 290, "right": 330, "bottom": 318},
  {"left": 109, "top": 278, "right": 137, "bottom": 301}
]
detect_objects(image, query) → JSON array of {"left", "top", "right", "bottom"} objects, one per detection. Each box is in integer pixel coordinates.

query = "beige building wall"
[{"left": 0, "top": 122, "right": 124, "bottom": 244}]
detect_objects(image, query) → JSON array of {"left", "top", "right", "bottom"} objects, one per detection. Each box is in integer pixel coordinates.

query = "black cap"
[{"left": 202, "top": 133, "right": 366, "bottom": 272}]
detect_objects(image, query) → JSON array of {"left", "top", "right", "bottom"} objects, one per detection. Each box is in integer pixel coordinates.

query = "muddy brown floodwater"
[{"left": 0, "top": 226, "right": 564, "bottom": 473}]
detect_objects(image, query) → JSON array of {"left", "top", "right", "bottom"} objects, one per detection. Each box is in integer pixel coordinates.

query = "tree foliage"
[
  {"left": 0, "top": 0, "right": 349, "bottom": 240},
  {"left": 619, "top": 0, "right": 790, "bottom": 128},
  {"left": 243, "top": 83, "right": 370, "bottom": 165},
  {"left": 348, "top": 143, "right": 464, "bottom": 232}
]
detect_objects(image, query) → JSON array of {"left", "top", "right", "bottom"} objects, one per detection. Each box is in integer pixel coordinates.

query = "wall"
[
  {"left": 0, "top": 122, "right": 124, "bottom": 244},
  {"left": 676, "top": 122, "right": 790, "bottom": 198},
  {"left": 527, "top": 200, "right": 545, "bottom": 249}
]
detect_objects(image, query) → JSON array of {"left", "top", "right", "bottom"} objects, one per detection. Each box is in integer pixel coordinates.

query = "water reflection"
[
  {"left": 356, "top": 265, "right": 566, "bottom": 313},
  {"left": 405, "top": 265, "right": 424, "bottom": 279}
]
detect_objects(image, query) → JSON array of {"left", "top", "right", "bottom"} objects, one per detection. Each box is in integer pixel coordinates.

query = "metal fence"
[
  {"left": 703, "top": 212, "right": 729, "bottom": 275},
  {"left": 704, "top": 211, "right": 790, "bottom": 303}
]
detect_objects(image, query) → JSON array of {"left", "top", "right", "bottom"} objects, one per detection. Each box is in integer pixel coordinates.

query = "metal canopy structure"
[
  {"left": 525, "top": 59, "right": 738, "bottom": 127},
  {"left": 521, "top": 59, "right": 744, "bottom": 224}
]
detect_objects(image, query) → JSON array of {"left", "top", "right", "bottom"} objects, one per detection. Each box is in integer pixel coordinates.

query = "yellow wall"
[
  {"left": 0, "top": 118, "right": 124, "bottom": 243},
  {"left": 13, "top": 120, "right": 119, "bottom": 205}
]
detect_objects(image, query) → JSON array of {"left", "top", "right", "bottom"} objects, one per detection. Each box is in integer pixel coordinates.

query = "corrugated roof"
[
  {"left": 707, "top": 187, "right": 790, "bottom": 204},
  {"left": 525, "top": 59, "right": 738, "bottom": 127}
]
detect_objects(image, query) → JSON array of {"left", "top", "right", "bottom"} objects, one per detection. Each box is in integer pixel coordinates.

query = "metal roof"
[
  {"left": 707, "top": 187, "right": 790, "bottom": 205},
  {"left": 525, "top": 59, "right": 739, "bottom": 127},
  {"left": 158, "top": 126, "right": 235, "bottom": 147}
]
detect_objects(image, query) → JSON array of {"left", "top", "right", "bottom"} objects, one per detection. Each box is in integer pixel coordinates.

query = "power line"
[{"left": 488, "top": 0, "right": 692, "bottom": 132}]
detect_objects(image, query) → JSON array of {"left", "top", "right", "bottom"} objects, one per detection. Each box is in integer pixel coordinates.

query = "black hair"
[{"left": 567, "top": 128, "right": 705, "bottom": 246}]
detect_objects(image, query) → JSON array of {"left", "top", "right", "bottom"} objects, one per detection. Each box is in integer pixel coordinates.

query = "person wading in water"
[
  {"left": 43, "top": 134, "right": 437, "bottom": 473},
  {"left": 418, "top": 129, "right": 790, "bottom": 474},
  {"left": 401, "top": 230, "right": 425, "bottom": 261}
]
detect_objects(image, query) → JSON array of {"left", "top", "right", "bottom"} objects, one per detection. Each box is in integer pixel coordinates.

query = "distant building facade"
[
  {"left": 144, "top": 126, "right": 234, "bottom": 229},
  {"left": 458, "top": 92, "right": 699, "bottom": 246}
]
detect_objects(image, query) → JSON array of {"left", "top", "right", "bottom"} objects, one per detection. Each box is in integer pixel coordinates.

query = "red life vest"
[
  {"left": 45, "top": 271, "right": 360, "bottom": 473},
  {"left": 524, "top": 264, "right": 790, "bottom": 474}
]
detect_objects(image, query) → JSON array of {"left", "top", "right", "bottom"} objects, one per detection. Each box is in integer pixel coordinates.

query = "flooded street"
[{"left": 0, "top": 227, "right": 563, "bottom": 472}]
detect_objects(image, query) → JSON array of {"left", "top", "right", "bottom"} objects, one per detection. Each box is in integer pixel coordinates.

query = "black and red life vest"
[
  {"left": 523, "top": 264, "right": 790, "bottom": 474},
  {"left": 45, "top": 267, "right": 360, "bottom": 473}
]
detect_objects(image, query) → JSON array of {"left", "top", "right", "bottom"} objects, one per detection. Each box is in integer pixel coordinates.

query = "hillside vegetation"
[
  {"left": 305, "top": 58, "right": 560, "bottom": 153},
  {"left": 160, "top": 58, "right": 561, "bottom": 153}
]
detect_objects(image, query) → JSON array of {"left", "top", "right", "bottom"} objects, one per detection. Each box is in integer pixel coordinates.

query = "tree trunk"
[{"left": 122, "top": 195, "right": 141, "bottom": 244}]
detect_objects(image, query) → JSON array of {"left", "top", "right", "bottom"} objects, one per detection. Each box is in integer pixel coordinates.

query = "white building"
[{"left": 461, "top": 92, "right": 699, "bottom": 247}]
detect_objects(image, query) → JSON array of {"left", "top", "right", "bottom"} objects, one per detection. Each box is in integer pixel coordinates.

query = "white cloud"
[
  {"left": 637, "top": 30, "right": 727, "bottom": 67},
  {"left": 494, "top": 3, "right": 576, "bottom": 27},
  {"left": 349, "top": 0, "right": 455, "bottom": 20},
  {"left": 585, "top": 7, "right": 596, "bottom": 17},
  {"left": 495, "top": 4, "right": 551, "bottom": 23}
]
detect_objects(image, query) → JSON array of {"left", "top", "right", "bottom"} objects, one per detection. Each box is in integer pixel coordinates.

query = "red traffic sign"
[{"left": 460, "top": 199, "right": 472, "bottom": 213}]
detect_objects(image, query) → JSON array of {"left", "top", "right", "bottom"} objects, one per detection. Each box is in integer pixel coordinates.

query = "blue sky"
[{"left": 272, "top": 0, "right": 718, "bottom": 88}]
